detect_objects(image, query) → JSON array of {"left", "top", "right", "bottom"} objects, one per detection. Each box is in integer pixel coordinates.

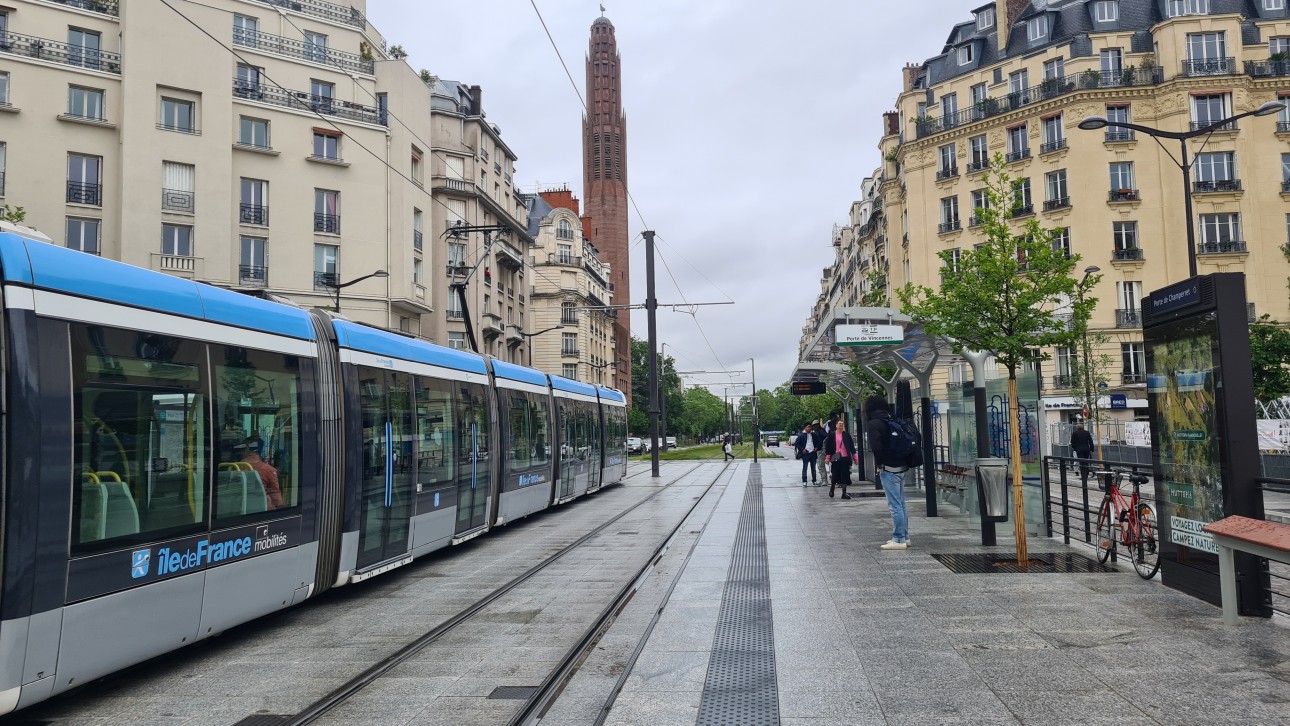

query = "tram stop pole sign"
[{"left": 835, "top": 324, "right": 904, "bottom": 347}]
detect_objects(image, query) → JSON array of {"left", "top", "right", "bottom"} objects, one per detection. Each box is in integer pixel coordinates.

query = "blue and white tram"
[{"left": 0, "top": 232, "right": 628, "bottom": 714}]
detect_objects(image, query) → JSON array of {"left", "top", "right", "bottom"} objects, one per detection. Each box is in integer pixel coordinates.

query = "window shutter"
[{"left": 163, "top": 162, "right": 194, "bottom": 192}]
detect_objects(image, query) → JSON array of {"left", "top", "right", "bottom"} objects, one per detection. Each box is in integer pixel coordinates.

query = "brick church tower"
[{"left": 583, "top": 14, "right": 632, "bottom": 400}]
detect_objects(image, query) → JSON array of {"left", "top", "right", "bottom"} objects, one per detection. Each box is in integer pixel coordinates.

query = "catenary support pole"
[{"left": 645, "top": 230, "right": 660, "bottom": 478}]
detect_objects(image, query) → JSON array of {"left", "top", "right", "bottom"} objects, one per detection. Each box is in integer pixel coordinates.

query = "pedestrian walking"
[
  {"left": 723, "top": 438, "right": 734, "bottom": 461},
  {"left": 812, "top": 421, "right": 829, "bottom": 486},
  {"left": 795, "top": 424, "right": 818, "bottom": 486},
  {"left": 1070, "top": 422, "right": 1094, "bottom": 480},
  {"left": 823, "top": 419, "right": 858, "bottom": 500},
  {"left": 865, "top": 395, "right": 911, "bottom": 550}
]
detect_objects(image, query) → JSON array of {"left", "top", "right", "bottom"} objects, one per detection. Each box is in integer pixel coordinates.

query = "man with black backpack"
[{"left": 864, "top": 395, "right": 919, "bottom": 550}]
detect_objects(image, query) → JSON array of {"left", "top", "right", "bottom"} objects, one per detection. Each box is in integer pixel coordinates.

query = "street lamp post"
[
  {"left": 1077, "top": 101, "right": 1284, "bottom": 279},
  {"left": 748, "top": 357, "right": 758, "bottom": 463},
  {"left": 1076, "top": 265, "right": 1103, "bottom": 464},
  {"left": 521, "top": 324, "right": 565, "bottom": 367},
  {"left": 660, "top": 343, "right": 668, "bottom": 449},
  {"left": 324, "top": 269, "right": 389, "bottom": 313}
]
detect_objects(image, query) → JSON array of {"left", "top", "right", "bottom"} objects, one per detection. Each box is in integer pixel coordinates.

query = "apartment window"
[
  {"left": 1056, "top": 346, "right": 1076, "bottom": 377},
  {"left": 1119, "top": 281, "right": 1142, "bottom": 313},
  {"left": 1194, "top": 152, "right": 1235, "bottom": 183},
  {"left": 239, "top": 117, "right": 269, "bottom": 148},
  {"left": 232, "top": 14, "right": 258, "bottom": 45},
  {"left": 162, "top": 162, "right": 195, "bottom": 213},
  {"left": 448, "top": 242, "right": 466, "bottom": 267},
  {"left": 67, "top": 86, "right": 104, "bottom": 120},
  {"left": 562, "top": 332, "right": 577, "bottom": 354},
  {"left": 0, "top": 143, "right": 5, "bottom": 196},
  {"left": 312, "top": 130, "right": 340, "bottom": 160},
  {"left": 1199, "top": 213, "right": 1241, "bottom": 243},
  {"left": 67, "top": 153, "right": 102, "bottom": 206},
  {"left": 1101, "top": 48, "right": 1123, "bottom": 77},
  {"left": 976, "top": 6, "right": 995, "bottom": 29},
  {"left": 1282, "top": 154, "right": 1290, "bottom": 184},
  {"left": 562, "top": 364, "right": 577, "bottom": 379},
  {"left": 303, "top": 31, "right": 327, "bottom": 63},
  {"left": 958, "top": 45, "right": 974, "bottom": 65},
  {"left": 240, "top": 178, "right": 268, "bottom": 225},
  {"left": 1007, "top": 125, "right": 1028, "bottom": 157},
  {"left": 1042, "top": 115, "right": 1063, "bottom": 146},
  {"left": 1113, "top": 221, "right": 1138, "bottom": 250},
  {"left": 970, "top": 82, "right": 987, "bottom": 105},
  {"left": 314, "top": 189, "right": 340, "bottom": 234},
  {"left": 557, "top": 243, "right": 573, "bottom": 264},
  {"left": 1094, "top": 1, "right": 1119, "bottom": 21},
  {"left": 1043, "top": 57, "right": 1065, "bottom": 80},
  {"left": 1027, "top": 15, "right": 1048, "bottom": 42},
  {"left": 66, "top": 217, "right": 100, "bottom": 255},
  {"left": 411, "top": 147, "right": 423, "bottom": 183},
  {"left": 0, "top": 72, "right": 8, "bottom": 107},
  {"left": 1045, "top": 170, "right": 1068, "bottom": 203},
  {"left": 412, "top": 258, "right": 423, "bottom": 286},
  {"left": 161, "top": 224, "right": 193, "bottom": 257},
  {"left": 160, "top": 97, "right": 195, "bottom": 133},
  {"left": 1268, "top": 0, "right": 1287, "bottom": 10},
  {"left": 938, "top": 144, "right": 956, "bottom": 174},
  {"left": 1013, "top": 178, "right": 1032, "bottom": 211},
  {"left": 1110, "top": 162, "right": 1135, "bottom": 191},
  {"left": 969, "top": 135, "right": 988, "bottom": 168},
  {"left": 1192, "top": 93, "right": 1231, "bottom": 127},
  {"left": 309, "top": 80, "right": 334, "bottom": 111},
  {"left": 1122, "top": 343, "right": 1145, "bottom": 379},
  {"left": 940, "top": 196, "right": 960, "bottom": 229},
  {"left": 1009, "top": 70, "right": 1029, "bottom": 96},
  {"left": 314, "top": 244, "right": 338, "bottom": 287},
  {"left": 947, "top": 248, "right": 962, "bottom": 273},
  {"left": 1168, "top": 0, "right": 1209, "bottom": 16},
  {"left": 68, "top": 28, "right": 102, "bottom": 70},
  {"left": 1272, "top": 37, "right": 1290, "bottom": 55},
  {"left": 235, "top": 64, "right": 262, "bottom": 99},
  {"left": 941, "top": 92, "right": 958, "bottom": 119},
  {"left": 240, "top": 236, "right": 267, "bottom": 281},
  {"left": 970, "top": 188, "right": 989, "bottom": 214},
  {"left": 1052, "top": 227, "right": 1071, "bottom": 256},
  {"left": 557, "top": 219, "right": 574, "bottom": 240},
  {"left": 413, "top": 209, "right": 423, "bottom": 250},
  {"left": 448, "top": 332, "right": 465, "bottom": 350}
]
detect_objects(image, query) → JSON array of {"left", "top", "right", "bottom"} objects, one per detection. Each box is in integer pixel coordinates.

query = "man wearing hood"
[{"left": 865, "top": 396, "right": 909, "bottom": 550}]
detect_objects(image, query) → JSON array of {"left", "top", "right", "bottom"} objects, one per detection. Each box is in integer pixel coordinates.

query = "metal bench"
[{"left": 1202, "top": 515, "right": 1290, "bottom": 625}]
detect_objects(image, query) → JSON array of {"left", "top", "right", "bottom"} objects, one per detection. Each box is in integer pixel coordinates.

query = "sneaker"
[
  {"left": 802, "top": 482, "right": 808, "bottom": 487},
  {"left": 812, "top": 482, "right": 821, "bottom": 487},
  {"left": 884, "top": 539, "right": 911, "bottom": 547},
  {"left": 880, "top": 541, "right": 908, "bottom": 550}
]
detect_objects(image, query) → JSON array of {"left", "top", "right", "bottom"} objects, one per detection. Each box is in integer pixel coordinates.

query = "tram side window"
[
  {"left": 212, "top": 345, "right": 302, "bottom": 522},
  {"left": 456, "top": 383, "right": 491, "bottom": 469},
  {"left": 72, "top": 324, "right": 208, "bottom": 551},
  {"left": 530, "top": 396, "right": 550, "bottom": 466},
  {"left": 416, "top": 378, "right": 454, "bottom": 487},
  {"left": 507, "top": 392, "right": 550, "bottom": 469}
]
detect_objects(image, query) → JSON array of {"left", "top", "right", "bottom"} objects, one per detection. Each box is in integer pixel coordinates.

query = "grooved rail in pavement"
[{"left": 696, "top": 464, "right": 780, "bottom": 726}]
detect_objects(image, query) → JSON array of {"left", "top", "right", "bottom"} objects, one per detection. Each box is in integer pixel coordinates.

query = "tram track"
[{"left": 285, "top": 461, "right": 720, "bottom": 725}]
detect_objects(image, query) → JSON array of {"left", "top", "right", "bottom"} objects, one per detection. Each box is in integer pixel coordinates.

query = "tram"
[{"left": 0, "top": 231, "right": 628, "bottom": 714}]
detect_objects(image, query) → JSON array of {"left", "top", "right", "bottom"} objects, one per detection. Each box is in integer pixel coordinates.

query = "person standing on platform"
[
  {"left": 823, "top": 419, "right": 858, "bottom": 500},
  {"left": 813, "top": 420, "right": 829, "bottom": 486},
  {"left": 1071, "top": 422, "right": 1094, "bottom": 479},
  {"left": 865, "top": 396, "right": 909, "bottom": 550},
  {"left": 723, "top": 437, "right": 734, "bottom": 461},
  {"left": 795, "top": 423, "right": 818, "bottom": 486}
]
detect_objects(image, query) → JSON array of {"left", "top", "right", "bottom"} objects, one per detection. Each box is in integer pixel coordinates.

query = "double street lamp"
[
  {"left": 521, "top": 323, "right": 564, "bottom": 367},
  {"left": 322, "top": 269, "right": 388, "bottom": 313},
  {"left": 1077, "top": 100, "right": 1284, "bottom": 279}
]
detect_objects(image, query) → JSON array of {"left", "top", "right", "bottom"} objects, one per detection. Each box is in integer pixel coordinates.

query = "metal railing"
[
  {"left": 1190, "top": 120, "right": 1237, "bottom": 132},
  {"left": 1109, "top": 189, "right": 1139, "bottom": 202},
  {"left": 1121, "top": 372, "right": 1145, "bottom": 385},
  {"left": 232, "top": 28, "right": 373, "bottom": 74},
  {"left": 314, "top": 213, "right": 340, "bottom": 234},
  {"left": 1115, "top": 308, "right": 1142, "bottom": 328},
  {"left": 46, "top": 0, "right": 119, "bottom": 16},
  {"left": 413, "top": 230, "right": 423, "bottom": 251},
  {"left": 445, "top": 263, "right": 467, "bottom": 276},
  {"left": 1052, "top": 374, "right": 1076, "bottom": 389},
  {"left": 1043, "top": 197, "right": 1070, "bottom": 211},
  {"left": 1280, "top": 122, "right": 1290, "bottom": 133},
  {"left": 239, "top": 265, "right": 268, "bottom": 286},
  {"left": 935, "top": 167, "right": 958, "bottom": 181},
  {"left": 1040, "top": 139, "right": 1067, "bottom": 154},
  {"left": 1283, "top": 180, "right": 1290, "bottom": 193},
  {"left": 561, "top": 348, "right": 581, "bottom": 357},
  {"left": 1043, "top": 455, "right": 1155, "bottom": 554},
  {"left": 1193, "top": 179, "right": 1241, "bottom": 193},
  {"left": 232, "top": 78, "right": 385, "bottom": 126},
  {"left": 0, "top": 171, "right": 5, "bottom": 197},
  {"left": 447, "top": 310, "right": 465, "bottom": 320},
  {"left": 1105, "top": 129, "right": 1135, "bottom": 142},
  {"left": 248, "top": 0, "right": 365, "bottom": 27},
  {"left": 1011, "top": 204, "right": 1034, "bottom": 217},
  {"left": 161, "top": 189, "right": 194, "bottom": 213},
  {"left": 968, "top": 214, "right": 984, "bottom": 227},
  {"left": 314, "top": 271, "right": 338, "bottom": 289},
  {"left": 240, "top": 203, "right": 269, "bottom": 226},
  {"left": 0, "top": 32, "right": 122, "bottom": 73},
  {"left": 966, "top": 159, "right": 989, "bottom": 173},
  {"left": 938, "top": 220, "right": 961, "bottom": 233},
  {"left": 1246, "top": 59, "right": 1290, "bottom": 78},
  {"left": 1182, "top": 57, "right": 1237, "bottom": 77},
  {"left": 67, "top": 180, "right": 102, "bottom": 206},
  {"left": 1112, "top": 248, "right": 1144, "bottom": 261},
  {"left": 1197, "top": 240, "right": 1247, "bottom": 255},
  {"left": 1005, "top": 148, "right": 1031, "bottom": 163}
]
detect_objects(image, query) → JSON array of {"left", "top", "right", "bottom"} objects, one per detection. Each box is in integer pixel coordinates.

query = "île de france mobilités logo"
[{"left": 130, "top": 548, "right": 151, "bottom": 579}]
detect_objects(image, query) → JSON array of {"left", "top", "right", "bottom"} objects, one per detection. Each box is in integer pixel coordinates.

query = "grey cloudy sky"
[{"left": 368, "top": 1, "right": 953, "bottom": 391}]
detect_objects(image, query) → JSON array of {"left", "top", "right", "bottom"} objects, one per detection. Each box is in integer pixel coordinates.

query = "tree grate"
[
  {"left": 487, "top": 685, "right": 539, "bottom": 699},
  {"left": 931, "top": 552, "right": 1119, "bottom": 574},
  {"left": 696, "top": 464, "right": 780, "bottom": 726}
]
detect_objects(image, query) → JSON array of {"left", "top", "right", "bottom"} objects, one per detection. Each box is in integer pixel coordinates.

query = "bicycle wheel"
[
  {"left": 1096, "top": 499, "right": 1115, "bottom": 564},
  {"left": 1131, "top": 502, "right": 1160, "bottom": 579}
]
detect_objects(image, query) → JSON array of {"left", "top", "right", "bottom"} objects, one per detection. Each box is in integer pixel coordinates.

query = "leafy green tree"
[
  {"left": 898, "top": 154, "right": 1095, "bottom": 562},
  {"left": 1068, "top": 329, "right": 1114, "bottom": 454},
  {"left": 1250, "top": 315, "right": 1290, "bottom": 401},
  {"left": 0, "top": 205, "right": 26, "bottom": 224}
]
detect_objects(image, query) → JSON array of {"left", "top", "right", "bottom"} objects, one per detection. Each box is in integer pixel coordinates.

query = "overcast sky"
[{"left": 368, "top": 1, "right": 954, "bottom": 391}]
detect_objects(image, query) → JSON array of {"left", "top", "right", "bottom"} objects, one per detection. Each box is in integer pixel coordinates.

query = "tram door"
[
  {"left": 454, "top": 382, "right": 490, "bottom": 535},
  {"left": 586, "top": 403, "right": 602, "bottom": 491},
  {"left": 356, "top": 369, "right": 415, "bottom": 570},
  {"left": 558, "top": 399, "right": 576, "bottom": 500}
]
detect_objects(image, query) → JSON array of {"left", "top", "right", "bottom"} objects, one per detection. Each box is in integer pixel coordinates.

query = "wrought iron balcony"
[
  {"left": 1246, "top": 59, "right": 1290, "bottom": 78},
  {"left": 0, "top": 31, "right": 122, "bottom": 73},
  {"left": 445, "top": 263, "right": 467, "bottom": 276},
  {"left": 937, "top": 220, "right": 961, "bottom": 233},
  {"left": 1280, "top": 121, "right": 1290, "bottom": 133},
  {"left": 1283, "top": 180, "right": 1290, "bottom": 193},
  {"left": 1197, "top": 240, "right": 1246, "bottom": 255},
  {"left": 1052, "top": 374, "right": 1076, "bottom": 389},
  {"left": 67, "top": 181, "right": 102, "bottom": 206},
  {"left": 248, "top": 0, "right": 365, "bottom": 28},
  {"left": 239, "top": 265, "right": 268, "bottom": 287},
  {"left": 413, "top": 230, "right": 423, "bottom": 251},
  {"left": 966, "top": 160, "right": 989, "bottom": 173},
  {"left": 1112, "top": 248, "right": 1144, "bottom": 261},
  {"left": 446, "top": 310, "right": 465, "bottom": 320},
  {"left": 1105, "top": 129, "right": 1135, "bottom": 142},
  {"left": 1192, "top": 179, "right": 1241, "bottom": 194},
  {"left": 561, "top": 347, "right": 581, "bottom": 357},
  {"left": 240, "top": 203, "right": 269, "bottom": 226},
  {"left": 1190, "top": 120, "right": 1237, "bottom": 132},
  {"left": 314, "top": 213, "right": 341, "bottom": 234},
  {"left": 232, "top": 28, "right": 373, "bottom": 74},
  {"left": 1005, "top": 148, "right": 1031, "bottom": 163},
  {"left": 1108, "top": 189, "right": 1139, "bottom": 202},
  {"left": 1010, "top": 204, "right": 1034, "bottom": 218},
  {"left": 1122, "top": 372, "right": 1145, "bottom": 385},
  {"left": 162, "top": 189, "right": 194, "bottom": 213},
  {"left": 1181, "top": 57, "right": 1236, "bottom": 77},
  {"left": 936, "top": 167, "right": 958, "bottom": 181},
  {"left": 1115, "top": 308, "right": 1142, "bottom": 328},
  {"left": 46, "top": 0, "right": 119, "bottom": 16},
  {"left": 1043, "top": 197, "right": 1070, "bottom": 211},
  {"left": 1040, "top": 139, "right": 1067, "bottom": 154},
  {"left": 968, "top": 214, "right": 984, "bottom": 227},
  {"left": 314, "top": 271, "right": 339, "bottom": 289},
  {"left": 231, "top": 78, "right": 385, "bottom": 126}
]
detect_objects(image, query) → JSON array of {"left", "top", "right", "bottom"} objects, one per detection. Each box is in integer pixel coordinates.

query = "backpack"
[{"left": 885, "top": 417, "right": 923, "bottom": 466}]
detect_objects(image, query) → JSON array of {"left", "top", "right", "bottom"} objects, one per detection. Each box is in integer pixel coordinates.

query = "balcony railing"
[
  {"left": 1115, "top": 308, "right": 1142, "bottom": 328},
  {"left": 968, "top": 214, "right": 984, "bottom": 227},
  {"left": 162, "top": 189, "right": 194, "bottom": 213},
  {"left": 1011, "top": 204, "right": 1034, "bottom": 218},
  {"left": 413, "top": 230, "right": 423, "bottom": 251},
  {"left": 1198, "top": 240, "right": 1246, "bottom": 255},
  {"left": 314, "top": 213, "right": 341, "bottom": 234},
  {"left": 445, "top": 263, "right": 467, "bottom": 276},
  {"left": 938, "top": 220, "right": 961, "bottom": 233},
  {"left": 446, "top": 310, "right": 465, "bottom": 320},
  {"left": 67, "top": 180, "right": 102, "bottom": 206},
  {"left": 1181, "top": 57, "right": 1236, "bottom": 77},
  {"left": 936, "top": 167, "right": 958, "bottom": 181},
  {"left": 0, "top": 32, "right": 122, "bottom": 73},
  {"left": 239, "top": 265, "right": 268, "bottom": 286},
  {"left": 232, "top": 78, "right": 386, "bottom": 126},
  {"left": 1005, "top": 148, "right": 1031, "bottom": 163},
  {"left": 1279, "top": 122, "right": 1290, "bottom": 133},
  {"left": 1122, "top": 372, "right": 1145, "bottom": 385},
  {"left": 240, "top": 203, "right": 269, "bottom": 226},
  {"left": 249, "top": 0, "right": 365, "bottom": 27},
  {"left": 1193, "top": 179, "right": 1241, "bottom": 194},
  {"left": 1052, "top": 374, "right": 1076, "bottom": 389},
  {"left": 966, "top": 160, "right": 989, "bottom": 174},
  {"left": 1190, "top": 120, "right": 1236, "bottom": 132},
  {"left": 1282, "top": 180, "right": 1290, "bottom": 193},
  {"left": 314, "top": 271, "right": 338, "bottom": 289},
  {"left": 561, "top": 348, "right": 581, "bottom": 357},
  {"left": 155, "top": 254, "right": 198, "bottom": 275},
  {"left": 232, "top": 28, "right": 373, "bottom": 74},
  {"left": 1246, "top": 59, "right": 1290, "bottom": 78},
  {"left": 1043, "top": 197, "right": 1070, "bottom": 211},
  {"left": 46, "top": 0, "right": 120, "bottom": 16},
  {"left": 1112, "top": 248, "right": 1144, "bottom": 261},
  {"left": 914, "top": 68, "right": 1163, "bottom": 139},
  {"left": 1105, "top": 129, "right": 1135, "bottom": 142},
  {"left": 1040, "top": 139, "right": 1067, "bottom": 155},
  {"left": 1109, "top": 189, "right": 1139, "bottom": 202}
]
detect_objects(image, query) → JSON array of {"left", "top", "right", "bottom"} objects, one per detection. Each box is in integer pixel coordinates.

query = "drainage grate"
[
  {"left": 931, "top": 552, "right": 1118, "bottom": 574},
  {"left": 487, "top": 685, "right": 539, "bottom": 700},
  {"left": 697, "top": 464, "right": 780, "bottom": 726},
  {"left": 231, "top": 717, "right": 293, "bottom": 726},
  {"left": 617, "top": 531, "right": 639, "bottom": 535}
]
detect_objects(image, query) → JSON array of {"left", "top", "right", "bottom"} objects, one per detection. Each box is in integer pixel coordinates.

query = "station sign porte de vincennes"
[{"left": 835, "top": 324, "right": 905, "bottom": 347}]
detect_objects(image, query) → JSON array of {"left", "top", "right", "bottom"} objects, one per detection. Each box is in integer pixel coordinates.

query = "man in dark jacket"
[
  {"left": 811, "top": 421, "right": 828, "bottom": 486},
  {"left": 1070, "top": 422, "right": 1094, "bottom": 479},
  {"left": 865, "top": 396, "right": 909, "bottom": 550}
]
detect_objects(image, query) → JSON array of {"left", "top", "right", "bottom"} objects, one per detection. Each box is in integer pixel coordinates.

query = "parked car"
[
  {"left": 666, "top": 436, "right": 677, "bottom": 449},
  {"left": 627, "top": 437, "right": 643, "bottom": 454}
]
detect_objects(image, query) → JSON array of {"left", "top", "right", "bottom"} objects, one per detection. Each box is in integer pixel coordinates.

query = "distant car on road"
[
  {"left": 767, "top": 435, "right": 780, "bottom": 446},
  {"left": 666, "top": 436, "right": 677, "bottom": 449},
  {"left": 627, "top": 437, "right": 643, "bottom": 454}
]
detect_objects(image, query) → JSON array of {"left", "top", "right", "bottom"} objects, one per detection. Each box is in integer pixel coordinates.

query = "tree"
[
  {"left": 0, "top": 205, "right": 26, "bottom": 224},
  {"left": 388, "top": 44, "right": 408, "bottom": 59},
  {"left": 1250, "top": 315, "right": 1290, "bottom": 401},
  {"left": 898, "top": 154, "right": 1095, "bottom": 562},
  {"left": 1068, "top": 330, "right": 1115, "bottom": 455}
]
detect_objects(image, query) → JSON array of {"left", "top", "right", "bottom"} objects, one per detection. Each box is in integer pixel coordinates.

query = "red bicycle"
[{"left": 1095, "top": 470, "right": 1160, "bottom": 579}]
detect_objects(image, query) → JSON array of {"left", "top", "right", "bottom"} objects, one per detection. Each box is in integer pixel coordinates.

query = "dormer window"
[
  {"left": 976, "top": 7, "right": 995, "bottom": 30},
  {"left": 1027, "top": 15, "right": 1049, "bottom": 42},
  {"left": 958, "top": 45, "right": 974, "bottom": 65},
  {"left": 1266, "top": 0, "right": 1286, "bottom": 10},
  {"left": 1094, "top": 1, "right": 1118, "bottom": 22},
  {"left": 1167, "top": 0, "right": 1209, "bottom": 17}
]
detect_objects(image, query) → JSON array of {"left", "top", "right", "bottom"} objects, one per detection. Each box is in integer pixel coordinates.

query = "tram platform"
[{"left": 15, "top": 459, "right": 1290, "bottom": 726}]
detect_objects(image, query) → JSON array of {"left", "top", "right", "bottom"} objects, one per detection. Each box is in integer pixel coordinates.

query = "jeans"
[
  {"left": 801, "top": 451, "right": 817, "bottom": 481},
  {"left": 880, "top": 468, "right": 909, "bottom": 543},
  {"left": 818, "top": 452, "right": 830, "bottom": 484}
]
